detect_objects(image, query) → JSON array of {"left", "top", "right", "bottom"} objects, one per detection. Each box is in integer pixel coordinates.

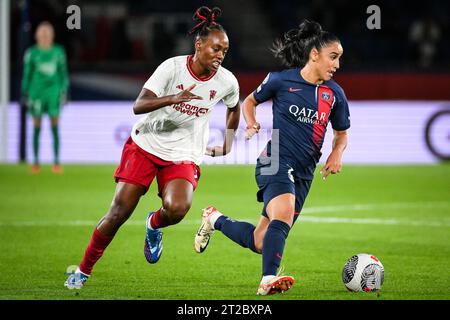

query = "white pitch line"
[
  {"left": 301, "top": 201, "right": 450, "bottom": 214},
  {"left": 299, "top": 216, "right": 450, "bottom": 227},
  {"left": 0, "top": 201, "right": 449, "bottom": 228}
]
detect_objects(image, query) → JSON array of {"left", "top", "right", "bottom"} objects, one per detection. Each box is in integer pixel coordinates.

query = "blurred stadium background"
[
  {"left": 0, "top": 0, "right": 449, "bottom": 300},
  {"left": 2, "top": 0, "right": 450, "bottom": 164}
]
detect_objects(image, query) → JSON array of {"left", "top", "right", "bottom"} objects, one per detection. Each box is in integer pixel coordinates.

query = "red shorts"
[{"left": 114, "top": 137, "right": 201, "bottom": 194}]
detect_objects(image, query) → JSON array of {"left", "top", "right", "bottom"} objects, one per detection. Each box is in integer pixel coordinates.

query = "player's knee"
[
  {"left": 271, "top": 209, "right": 295, "bottom": 227},
  {"left": 163, "top": 200, "right": 191, "bottom": 224}
]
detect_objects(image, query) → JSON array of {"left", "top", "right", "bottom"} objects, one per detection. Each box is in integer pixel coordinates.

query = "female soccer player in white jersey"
[
  {"left": 194, "top": 20, "right": 350, "bottom": 296},
  {"left": 65, "top": 6, "right": 240, "bottom": 289}
]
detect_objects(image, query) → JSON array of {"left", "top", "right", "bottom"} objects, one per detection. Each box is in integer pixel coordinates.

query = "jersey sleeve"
[
  {"left": 329, "top": 86, "right": 351, "bottom": 131},
  {"left": 57, "top": 46, "right": 69, "bottom": 92},
  {"left": 143, "top": 58, "right": 175, "bottom": 97},
  {"left": 21, "top": 48, "right": 34, "bottom": 95},
  {"left": 253, "top": 72, "right": 281, "bottom": 104},
  {"left": 222, "top": 73, "right": 240, "bottom": 108}
]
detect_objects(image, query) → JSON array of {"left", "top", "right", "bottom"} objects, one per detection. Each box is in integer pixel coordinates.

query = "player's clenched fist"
[{"left": 245, "top": 122, "right": 261, "bottom": 140}]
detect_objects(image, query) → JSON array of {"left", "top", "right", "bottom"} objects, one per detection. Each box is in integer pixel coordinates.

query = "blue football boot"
[
  {"left": 144, "top": 212, "right": 163, "bottom": 264},
  {"left": 64, "top": 266, "right": 89, "bottom": 289}
]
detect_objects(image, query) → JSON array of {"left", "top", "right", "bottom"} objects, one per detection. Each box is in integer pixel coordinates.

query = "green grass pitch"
[{"left": 0, "top": 163, "right": 449, "bottom": 300}]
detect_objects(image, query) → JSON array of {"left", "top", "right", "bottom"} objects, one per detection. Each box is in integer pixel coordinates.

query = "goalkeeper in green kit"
[{"left": 21, "top": 21, "right": 69, "bottom": 174}]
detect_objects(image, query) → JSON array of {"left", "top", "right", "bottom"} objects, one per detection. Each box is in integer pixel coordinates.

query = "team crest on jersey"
[
  {"left": 321, "top": 92, "right": 331, "bottom": 101},
  {"left": 176, "top": 84, "right": 184, "bottom": 90},
  {"left": 209, "top": 90, "right": 217, "bottom": 100}
]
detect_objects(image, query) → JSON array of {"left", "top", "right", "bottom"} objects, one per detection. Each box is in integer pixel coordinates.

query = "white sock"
[
  {"left": 261, "top": 275, "right": 276, "bottom": 284},
  {"left": 208, "top": 211, "right": 223, "bottom": 230},
  {"left": 76, "top": 267, "right": 90, "bottom": 277}
]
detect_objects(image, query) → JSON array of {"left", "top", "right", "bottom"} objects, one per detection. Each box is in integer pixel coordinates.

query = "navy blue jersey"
[{"left": 253, "top": 68, "right": 350, "bottom": 180}]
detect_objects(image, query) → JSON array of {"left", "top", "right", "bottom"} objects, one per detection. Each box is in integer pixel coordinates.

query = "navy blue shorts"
[{"left": 255, "top": 160, "right": 312, "bottom": 223}]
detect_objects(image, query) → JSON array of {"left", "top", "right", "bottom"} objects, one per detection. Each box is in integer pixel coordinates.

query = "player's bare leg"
[
  {"left": 65, "top": 182, "right": 145, "bottom": 289},
  {"left": 144, "top": 179, "right": 193, "bottom": 263},
  {"left": 160, "top": 179, "right": 194, "bottom": 224},
  {"left": 252, "top": 216, "right": 270, "bottom": 253},
  {"left": 265, "top": 193, "right": 295, "bottom": 227},
  {"left": 97, "top": 182, "right": 146, "bottom": 236}
]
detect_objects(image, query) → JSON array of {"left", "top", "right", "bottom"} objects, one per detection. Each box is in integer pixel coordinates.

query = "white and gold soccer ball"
[{"left": 342, "top": 253, "right": 385, "bottom": 292}]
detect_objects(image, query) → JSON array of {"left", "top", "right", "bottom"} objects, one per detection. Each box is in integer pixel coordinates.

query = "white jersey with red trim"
[{"left": 131, "top": 55, "right": 240, "bottom": 165}]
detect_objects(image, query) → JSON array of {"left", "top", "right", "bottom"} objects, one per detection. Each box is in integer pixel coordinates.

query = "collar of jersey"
[
  {"left": 186, "top": 55, "right": 217, "bottom": 82},
  {"left": 297, "top": 68, "right": 330, "bottom": 87}
]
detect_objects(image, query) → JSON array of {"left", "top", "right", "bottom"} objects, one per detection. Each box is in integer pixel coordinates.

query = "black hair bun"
[{"left": 297, "top": 19, "right": 322, "bottom": 39}]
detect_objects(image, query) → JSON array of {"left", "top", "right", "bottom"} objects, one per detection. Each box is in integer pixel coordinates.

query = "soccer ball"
[{"left": 342, "top": 253, "right": 384, "bottom": 292}]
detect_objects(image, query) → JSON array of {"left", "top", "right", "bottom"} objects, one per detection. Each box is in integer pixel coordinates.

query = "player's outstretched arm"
[
  {"left": 133, "top": 85, "right": 202, "bottom": 115},
  {"left": 320, "top": 129, "right": 348, "bottom": 180}
]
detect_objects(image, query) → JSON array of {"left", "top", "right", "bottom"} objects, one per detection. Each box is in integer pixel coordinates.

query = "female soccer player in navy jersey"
[
  {"left": 65, "top": 6, "right": 240, "bottom": 289},
  {"left": 194, "top": 20, "right": 350, "bottom": 295}
]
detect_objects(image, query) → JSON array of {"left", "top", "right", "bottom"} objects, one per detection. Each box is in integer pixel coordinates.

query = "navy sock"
[
  {"left": 262, "top": 220, "right": 291, "bottom": 276},
  {"left": 214, "top": 215, "right": 258, "bottom": 253}
]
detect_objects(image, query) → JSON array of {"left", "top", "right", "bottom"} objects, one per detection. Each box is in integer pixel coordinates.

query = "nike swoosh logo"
[{"left": 288, "top": 88, "right": 302, "bottom": 92}]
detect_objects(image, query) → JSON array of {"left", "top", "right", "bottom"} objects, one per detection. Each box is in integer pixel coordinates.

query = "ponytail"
[{"left": 272, "top": 20, "right": 340, "bottom": 68}]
